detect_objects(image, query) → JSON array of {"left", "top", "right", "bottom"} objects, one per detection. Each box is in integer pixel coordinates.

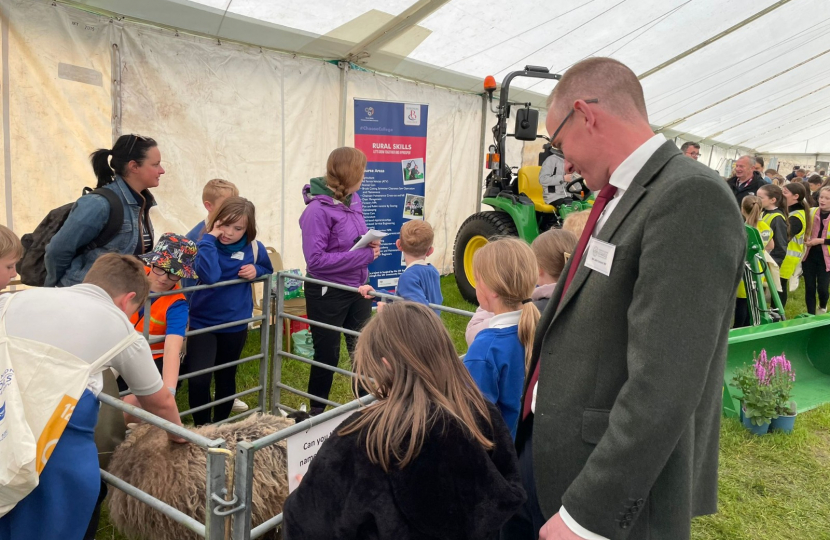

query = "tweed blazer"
[{"left": 524, "top": 141, "right": 745, "bottom": 540}]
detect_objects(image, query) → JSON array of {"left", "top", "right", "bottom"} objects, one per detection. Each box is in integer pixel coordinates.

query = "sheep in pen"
[{"left": 107, "top": 413, "right": 293, "bottom": 540}]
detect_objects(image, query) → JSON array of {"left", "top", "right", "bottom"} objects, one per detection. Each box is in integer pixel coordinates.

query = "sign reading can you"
[{"left": 286, "top": 413, "right": 352, "bottom": 493}]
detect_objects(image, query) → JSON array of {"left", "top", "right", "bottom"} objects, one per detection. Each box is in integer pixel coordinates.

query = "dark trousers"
[
  {"left": 779, "top": 277, "right": 788, "bottom": 307},
  {"left": 501, "top": 420, "right": 546, "bottom": 540},
  {"left": 733, "top": 297, "right": 750, "bottom": 328},
  {"left": 802, "top": 255, "right": 830, "bottom": 314},
  {"left": 182, "top": 329, "right": 248, "bottom": 426},
  {"left": 304, "top": 282, "right": 372, "bottom": 409}
]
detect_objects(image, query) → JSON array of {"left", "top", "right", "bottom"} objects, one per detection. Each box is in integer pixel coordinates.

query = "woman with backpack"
[{"left": 43, "top": 134, "right": 164, "bottom": 287}]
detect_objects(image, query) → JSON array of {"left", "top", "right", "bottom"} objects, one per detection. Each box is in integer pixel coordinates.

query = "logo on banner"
[
  {"left": 404, "top": 104, "right": 421, "bottom": 126},
  {"left": 365, "top": 107, "right": 374, "bottom": 117}
]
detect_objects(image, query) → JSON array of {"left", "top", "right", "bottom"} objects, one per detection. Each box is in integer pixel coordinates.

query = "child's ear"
[
  {"left": 204, "top": 201, "right": 213, "bottom": 213},
  {"left": 395, "top": 239, "right": 402, "bottom": 251},
  {"left": 426, "top": 246, "right": 434, "bottom": 257}
]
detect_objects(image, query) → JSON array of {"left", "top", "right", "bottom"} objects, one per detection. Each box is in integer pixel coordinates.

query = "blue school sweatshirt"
[
  {"left": 189, "top": 235, "right": 274, "bottom": 333},
  {"left": 181, "top": 221, "right": 208, "bottom": 293},
  {"left": 463, "top": 321, "right": 525, "bottom": 439},
  {"left": 396, "top": 262, "right": 443, "bottom": 315}
]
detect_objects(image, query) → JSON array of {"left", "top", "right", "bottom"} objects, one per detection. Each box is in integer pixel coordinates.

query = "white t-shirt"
[{"left": 0, "top": 284, "right": 163, "bottom": 397}]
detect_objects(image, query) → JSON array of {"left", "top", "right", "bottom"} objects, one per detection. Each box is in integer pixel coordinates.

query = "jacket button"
[
  {"left": 637, "top": 498, "right": 645, "bottom": 505},
  {"left": 620, "top": 521, "right": 629, "bottom": 529}
]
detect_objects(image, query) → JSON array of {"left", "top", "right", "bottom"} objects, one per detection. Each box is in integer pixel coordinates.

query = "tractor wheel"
[{"left": 453, "top": 211, "right": 519, "bottom": 304}]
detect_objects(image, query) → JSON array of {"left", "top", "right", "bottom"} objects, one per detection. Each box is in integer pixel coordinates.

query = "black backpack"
[{"left": 17, "top": 187, "right": 124, "bottom": 286}]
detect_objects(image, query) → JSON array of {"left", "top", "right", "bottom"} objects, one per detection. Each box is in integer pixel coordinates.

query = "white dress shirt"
[{"left": 555, "top": 133, "right": 667, "bottom": 540}]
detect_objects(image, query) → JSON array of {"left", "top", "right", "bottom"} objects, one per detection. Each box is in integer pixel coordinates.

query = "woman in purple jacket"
[{"left": 299, "top": 147, "right": 380, "bottom": 415}]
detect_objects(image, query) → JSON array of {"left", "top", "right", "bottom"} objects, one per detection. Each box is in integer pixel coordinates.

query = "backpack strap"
[
  {"left": 252, "top": 241, "right": 258, "bottom": 265},
  {"left": 88, "top": 332, "right": 141, "bottom": 375},
  {"left": 83, "top": 187, "right": 125, "bottom": 251}
]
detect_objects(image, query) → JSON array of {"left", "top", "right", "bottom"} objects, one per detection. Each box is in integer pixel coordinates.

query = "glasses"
[
  {"left": 549, "top": 98, "right": 599, "bottom": 152},
  {"left": 126, "top": 134, "right": 149, "bottom": 156},
  {"left": 151, "top": 266, "right": 181, "bottom": 282}
]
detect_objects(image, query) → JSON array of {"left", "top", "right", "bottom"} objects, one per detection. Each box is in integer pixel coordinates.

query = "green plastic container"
[{"left": 724, "top": 315, "right": 830, "bottom": 418}]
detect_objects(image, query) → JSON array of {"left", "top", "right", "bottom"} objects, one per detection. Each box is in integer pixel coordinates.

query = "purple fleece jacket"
[{"left": 299, "top": 183, "right": 375, "bottom": 287}]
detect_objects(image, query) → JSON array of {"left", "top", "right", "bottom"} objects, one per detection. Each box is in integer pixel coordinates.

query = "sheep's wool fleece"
[{"left": 107, "top": 413, "right": 292, "bottom": 540}]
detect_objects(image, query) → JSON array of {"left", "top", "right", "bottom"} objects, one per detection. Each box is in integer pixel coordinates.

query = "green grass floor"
[{"left": 95, "top": 276, "right": 830, "bottom": 539}]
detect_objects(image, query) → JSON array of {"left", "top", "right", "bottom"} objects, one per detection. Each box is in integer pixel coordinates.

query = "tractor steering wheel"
[{"left": 565, "top": 177, "right": 590, "bottom": 200}]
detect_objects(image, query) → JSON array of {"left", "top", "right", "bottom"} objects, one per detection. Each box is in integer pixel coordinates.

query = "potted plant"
[
  {"left": 730, "top": 350, "right": 777, "bottom": 435},
  {"left": 767, "top": 353, "right": 797, "bottom": 433}
]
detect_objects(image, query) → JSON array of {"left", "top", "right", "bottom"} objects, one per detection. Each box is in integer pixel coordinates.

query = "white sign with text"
[{"left": 286, "top": 413, "right": 352, "bottom": 493}]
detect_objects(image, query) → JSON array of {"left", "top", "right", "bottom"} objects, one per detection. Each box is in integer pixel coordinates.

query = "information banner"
[{"left": 354, "top": 99, "right": 428, "bottom": 289}]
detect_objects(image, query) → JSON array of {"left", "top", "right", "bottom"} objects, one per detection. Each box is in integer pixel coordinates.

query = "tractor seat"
[{"left": 517, "top": 166, "right": 555, "bottom": 213}]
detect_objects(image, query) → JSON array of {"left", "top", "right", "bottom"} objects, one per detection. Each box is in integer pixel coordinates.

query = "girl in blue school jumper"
[
  {"left": 463, "top": 237, "right": 540, "bottom": 439},
  {"left": 184, "top": 196, "right": 273, "bottom": 425}
]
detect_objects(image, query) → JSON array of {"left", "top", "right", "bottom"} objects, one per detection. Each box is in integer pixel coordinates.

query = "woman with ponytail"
[
  {"left": 44, "top": 134, "right": 164, "bottom": 286},
  {"left": 758, "top": 184, "right": 790, "bottom": 306},
  {"left": 735, "top": 196, "right": 773, "bottom": 327},
  {"left": 299, "top": 147, "right": 379, "bottom": 415},
  {"left": 780, "top": 181, "right": 813, "bottom": 302},
  {"left": 463, "top": 237, "right": 540, "bottom": 440}
]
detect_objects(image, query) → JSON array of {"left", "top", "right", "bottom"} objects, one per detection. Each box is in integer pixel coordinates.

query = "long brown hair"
[
  {"left": 326, "top": 147, "right": 367, "bottom": 203},
  {"left": 207, "top": 196, "right": 257, "bottom": 244},
  {"left": 473, "top": 238, "right": 540, "bottom": 372},
  {"left": 782, "top": 181, "right": 813, "bottom": 238},
  {"left": 339, "top": 302, "right": 494, "bottom": 472}
]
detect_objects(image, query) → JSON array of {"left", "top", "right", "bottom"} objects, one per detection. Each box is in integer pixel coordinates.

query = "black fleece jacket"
[
  {"left": 283, "top": 401, "right": 526, "bottom": 540},
  {"left": 763, "top": 209, "right": 788, "bottom": 266}
]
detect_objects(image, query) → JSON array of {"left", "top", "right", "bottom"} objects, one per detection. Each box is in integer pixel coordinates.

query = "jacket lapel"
[{"left": 553, "top": 141, "right": 680, "bottom": 318}]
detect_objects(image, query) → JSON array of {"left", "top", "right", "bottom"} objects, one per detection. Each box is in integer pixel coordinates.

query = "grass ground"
[{"left": 95, "top": 276, "right": 830, "bottom": 539}]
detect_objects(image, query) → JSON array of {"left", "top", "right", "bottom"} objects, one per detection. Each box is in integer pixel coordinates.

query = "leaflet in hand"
[{"left": 350, "top": 230, "right": 388, "bottom": 251}]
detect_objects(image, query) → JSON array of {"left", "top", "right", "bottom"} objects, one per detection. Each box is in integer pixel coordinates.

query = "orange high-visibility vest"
[{"left": 130, "top": 267, "right": 186, "bottom": 358}]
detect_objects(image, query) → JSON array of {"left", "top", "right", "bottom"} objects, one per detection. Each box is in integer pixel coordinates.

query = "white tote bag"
[{"left": 0, "top": 294, "right": 139, "bottom": 517}]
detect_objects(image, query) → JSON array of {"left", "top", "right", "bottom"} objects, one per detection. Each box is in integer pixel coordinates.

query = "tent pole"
[
  {"left": 338, "top": 61, "right": 349, "bottom": 147},
  {"left": 476, "top": 94, "right": 487, "bottom": 213},
  {"left": 1, "top": 1, "right": 12, "bottom": 230}
]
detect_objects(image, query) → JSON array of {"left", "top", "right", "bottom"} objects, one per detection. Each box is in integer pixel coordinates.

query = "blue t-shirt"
[
  {"left": 136, "top": 298, "right": 188, "bottom": 336},
  {"left": 395, "top": 263, "right": 443, "bottom": 315},
  {"left": 189, "top": 235, "right": 274, "bottom": 333},
  {"left": 463, "top": 325, "right": 525, "bottom": 439}
]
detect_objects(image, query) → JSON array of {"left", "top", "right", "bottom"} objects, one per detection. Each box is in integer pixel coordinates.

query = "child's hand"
[
  {"left": 368, "top": 240, "right": 381, "bottom": 260},
  {"left": 358, "top": 284, "right": 375, "bottom": 299},
  {"left": 238, "top": 264, "right": 257, "bottom": 280},
  {"left": 207, "top": 220, "right": 224, "bottom": 238}
]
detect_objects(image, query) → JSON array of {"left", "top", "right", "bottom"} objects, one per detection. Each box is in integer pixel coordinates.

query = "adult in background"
[
  {"left": 299, "top": 147, "right": 379, "bottom": 416},
  {"left": 787, "top": 166, "right": 800, "bottom": 182},
  {"left": 0, "top": 254, "right": 183, "bottom": 540},
  {"left": 807, "top": 175, "right": 822, "bottom": 206},
  {"left": 765, "top": 168, "right": 779, "bottom": 185},
  {"left": 727, "top": 155, "right": 766, "bottom": 205},
  {"left": 511, "top": 57, "right": 744, "bottom": 540},
  {"left": 45, "top": 135, "right": 163, "bottom": 287},
  {"left": 680, "top": 141, "right": 699, "bottom": 160},
  {"left": 754, "top": 156, "right": 771, "bottom": 183}
]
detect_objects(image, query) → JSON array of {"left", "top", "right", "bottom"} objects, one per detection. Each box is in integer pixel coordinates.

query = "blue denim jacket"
[{"left": 44, "top": 175, "right": 156, "bottom": 287}]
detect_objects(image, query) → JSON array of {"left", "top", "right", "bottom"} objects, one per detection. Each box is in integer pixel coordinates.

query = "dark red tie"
[{"left": 521, "top": 183, "right": 619, "bottom": 420}]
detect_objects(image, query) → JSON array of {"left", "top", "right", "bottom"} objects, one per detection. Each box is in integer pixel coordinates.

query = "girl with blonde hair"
[
  {"left": 464, "top": 237, "right": 540, "bottom": 439},
  {"left": 282, "top": 302, "right": 525, "bottom": 539}
]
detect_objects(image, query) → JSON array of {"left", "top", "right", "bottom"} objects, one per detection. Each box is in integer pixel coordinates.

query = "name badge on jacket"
[
  {"left": 584, "top": 237, "right": 616, "bottom": 276},
  {"left": 231, "top": 252, "right": 245, "bottom": 260}
]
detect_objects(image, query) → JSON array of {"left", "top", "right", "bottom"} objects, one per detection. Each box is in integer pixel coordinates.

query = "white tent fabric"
[{"left": 74, "top": 0, "right": 830, "bottom": 154}]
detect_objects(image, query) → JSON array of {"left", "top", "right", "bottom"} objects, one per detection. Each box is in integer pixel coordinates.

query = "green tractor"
[{"left": 453, "top": 66, "right": 593, "bottom": 304}]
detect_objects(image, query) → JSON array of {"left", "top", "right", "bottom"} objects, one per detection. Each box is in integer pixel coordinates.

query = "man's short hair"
[
  {"left": 0, "top": 225, "right": 23, "bottom": 260},
  {"left": 738, "top": 155, "right": 755, "bottom": 167},
  {"left": 680, "top": 142, "right": 700, "bottom": 152},
  {"left": 796, "top": 168, "right": 806, "bottom": 176},
  {"left": 755, "top": 157, "right": 765, "bottom": 168},
  {"left": 399, "top": 220, "right": 434, "bottom": 258},
  {"left": 765, "top": 169, "right": 778, "bottom": 177},
  {"left": 547, "top": 57, "right": 648, "bottom": 122},
  {"left": 83, "top": 254, "right": 149, "bottom": 305},
  {"left": 808, "top": 174, "right": 823, "bottom": 186},
  {"left": 202, "top": 179, "right": 239, "bottom": 205}
]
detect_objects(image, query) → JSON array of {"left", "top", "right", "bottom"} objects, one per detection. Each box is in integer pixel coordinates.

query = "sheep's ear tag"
[{"left": 299, "top": 404, "right": 307, "bottom": 413}]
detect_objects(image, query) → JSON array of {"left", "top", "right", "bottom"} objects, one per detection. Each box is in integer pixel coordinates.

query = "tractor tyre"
[{"left": 453, "top": 211, "right": 519, "bottom": 304}]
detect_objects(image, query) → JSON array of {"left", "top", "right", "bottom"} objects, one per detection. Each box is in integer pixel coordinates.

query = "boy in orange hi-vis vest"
[{"left": 117, "top": 233, "right": 197, "bottom": 403}]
